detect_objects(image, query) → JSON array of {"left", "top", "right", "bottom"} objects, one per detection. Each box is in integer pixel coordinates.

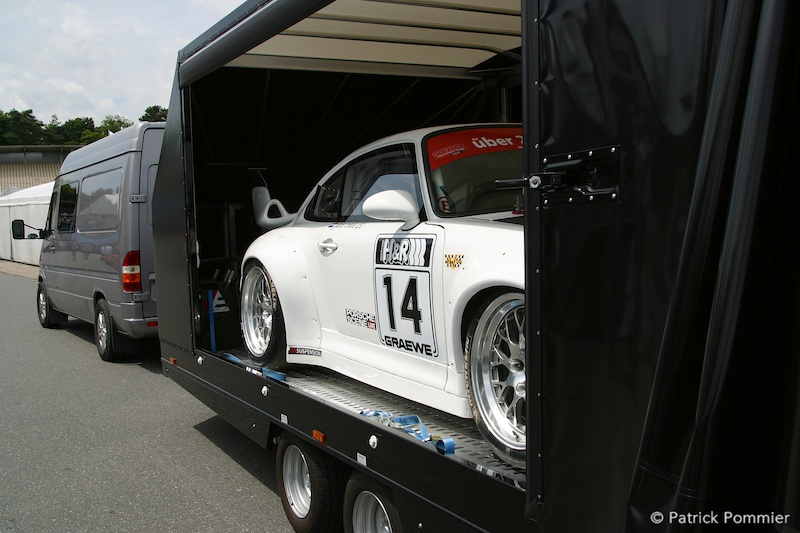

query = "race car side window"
[
  {"left": 307, "top": 169, "right": 345, "bottom": 222},
  {"left": 306, "top": 143, "right": 420, "bottom": 223}
]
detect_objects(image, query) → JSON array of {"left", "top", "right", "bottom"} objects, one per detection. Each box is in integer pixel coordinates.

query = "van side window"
[
  {"left": 57, "top": 181, "right": 78, "bottom": 233},
  {"left": 46, "top": 191, "right": 58, "bottom": 234},
  {"left": 77, "top": 170, "right": 122, "bottom": 232}
]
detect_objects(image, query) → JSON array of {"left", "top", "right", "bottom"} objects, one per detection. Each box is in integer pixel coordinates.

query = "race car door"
[{"left": 304, "top": 142, "right": 448, "bottom": 391}]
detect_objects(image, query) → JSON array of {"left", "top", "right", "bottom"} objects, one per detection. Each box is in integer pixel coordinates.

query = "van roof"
[{"left": 59, "top": 121, "right": 165, "bottom": 176}]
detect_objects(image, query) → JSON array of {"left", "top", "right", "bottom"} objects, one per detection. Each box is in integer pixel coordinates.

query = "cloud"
[{"left": 0, "top": 0, "right": 242, "bottom": 125}]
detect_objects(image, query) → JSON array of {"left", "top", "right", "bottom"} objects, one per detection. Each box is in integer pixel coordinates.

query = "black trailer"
[{"left": 153, "top": 0, "right": 799, "bottom": 531}]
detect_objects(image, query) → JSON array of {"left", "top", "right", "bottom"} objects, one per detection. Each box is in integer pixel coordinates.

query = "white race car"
[{"left": 241, "top": 124, "right": 526, "bottom": 466}]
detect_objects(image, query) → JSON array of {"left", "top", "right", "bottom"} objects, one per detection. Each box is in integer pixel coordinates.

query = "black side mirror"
[
  {"left": 11, "top": 220, "right": 25, "bottom": 240},
  {"left": 11, "top": 219, "right": 43, "bottom": 240}
]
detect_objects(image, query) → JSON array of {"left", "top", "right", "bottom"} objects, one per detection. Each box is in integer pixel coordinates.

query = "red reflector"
[
  {"left": 122, "top": 251, "right": 142, "bottom": 292},
  {"left": 147, "top": 321, "right": 158, "bottom": 328}
]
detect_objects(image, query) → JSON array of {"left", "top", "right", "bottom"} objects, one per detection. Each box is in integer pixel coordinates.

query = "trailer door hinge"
[
  {"left": 130, "top": 194, "right": 147, "bottom": 203},
  {"left": 537, "top": 146, "right": 621, "bottom": 206}
]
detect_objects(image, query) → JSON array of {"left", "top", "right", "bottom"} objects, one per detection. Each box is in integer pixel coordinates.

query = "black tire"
[
  {"left": 36, "top": 281, "right": 67, "bottom": 328},
  {"left": 464, "top": 290, "right": 526, "bottom": 467},
  {"left": 94, "top": 298, "right": 123, "bottom": 362},
  {"left": 343, "top": 472, "right": 403, "bottom": 533},
  {"left": 276, "top": 435, "right": 344, "bottom": 533},
  {"left": 240, "top": 261, "right": 287, "bottom": 369}
]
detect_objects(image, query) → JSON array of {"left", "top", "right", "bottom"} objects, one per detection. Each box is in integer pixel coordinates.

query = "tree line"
[{"left": 0, "top": 105, "right": 168, "bottom": 146}]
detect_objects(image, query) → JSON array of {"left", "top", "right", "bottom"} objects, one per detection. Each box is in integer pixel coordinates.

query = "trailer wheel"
[
  {"left": 241, "top": 261, "right": 287, "bottom": 368},
  {"left": 94, "top": 298, "right": 123, "bottom": 362},
  {"left": 343, "top": 472, "right": 402, "bottom": 533},
  {"left": 465, "top": 291, "right": 526, "bottom": 467},
  {"left": 276, "top": 435, "right": 343, "bottom": 533},
  {"left": 37, "top": 282, "right": 66, "bottom": 328}
]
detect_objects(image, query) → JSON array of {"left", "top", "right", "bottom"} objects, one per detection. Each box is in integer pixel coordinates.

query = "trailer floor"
[{"left": 282, "top": 366, "right": 527, "bottom": 488}]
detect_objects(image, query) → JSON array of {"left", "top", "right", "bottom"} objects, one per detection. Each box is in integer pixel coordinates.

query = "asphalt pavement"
[{"left": 0, "top": 261, "right": 293, "bottom": 533}]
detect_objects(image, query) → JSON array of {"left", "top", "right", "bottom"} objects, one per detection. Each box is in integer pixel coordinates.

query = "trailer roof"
[{"left": 177, "top": 0, "right": 521, "bottom": 85}]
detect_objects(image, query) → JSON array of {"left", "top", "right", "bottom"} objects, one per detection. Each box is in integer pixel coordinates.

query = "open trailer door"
[
  {"left": 525, "top": 0, "right": 800, "bottom": 530},
  {"left": 154, "top": 0, "right": 524, "bottom": 356}
]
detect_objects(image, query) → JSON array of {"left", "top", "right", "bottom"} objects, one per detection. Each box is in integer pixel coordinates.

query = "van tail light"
[{"left": 122, "top": 251, "right": 142, "bottom": 293}]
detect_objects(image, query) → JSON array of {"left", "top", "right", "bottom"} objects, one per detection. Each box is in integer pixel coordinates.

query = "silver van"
[{"left": 12, "top": 122, "right": 164, "bottom": 360}]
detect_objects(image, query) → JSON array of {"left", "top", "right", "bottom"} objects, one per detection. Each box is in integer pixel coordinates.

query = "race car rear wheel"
[
  {"left": 465, "top": 291, "right": 526, "bottom": 467},
  {"left": 240, "top": 261, "right": 286, "bottom": 368}
]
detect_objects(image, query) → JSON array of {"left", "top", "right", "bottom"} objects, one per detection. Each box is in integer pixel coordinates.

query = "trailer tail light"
[{"left": 122, "top": 251, "right": 142, "bottom": 292}]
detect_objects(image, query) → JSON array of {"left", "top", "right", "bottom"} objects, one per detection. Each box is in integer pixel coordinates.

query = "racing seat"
[{"left": 252, "top": 186, "right": 295, "bottom": 231}]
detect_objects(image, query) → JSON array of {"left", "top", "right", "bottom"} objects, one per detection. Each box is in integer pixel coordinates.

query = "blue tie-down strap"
[
  {"left": 359, "top": 411, "right": 455, "bottom": 455},
  {"left": 222, "top": 352, "right": 287, "bottom": 381},
  {"left": 360, "top": 409, "right": 393, "bottom": 421}
]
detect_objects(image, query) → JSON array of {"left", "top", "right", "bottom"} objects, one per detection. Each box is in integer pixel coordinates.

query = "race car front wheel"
[
  {"left": 464, "top": 291, "right": 526, "bottom": 467},
  {"left": 240, "top": 261, "right": 287, "bottom": 368}
]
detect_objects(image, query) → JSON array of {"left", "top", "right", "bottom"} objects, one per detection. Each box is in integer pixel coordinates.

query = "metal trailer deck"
[{"left": 162, "top": 349, "right": 527, "bottom": 532}]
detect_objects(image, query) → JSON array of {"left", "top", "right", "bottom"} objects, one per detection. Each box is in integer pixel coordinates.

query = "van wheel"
[
  {"left": 276, "top": 435, "right": 343, "bottom": 533},
  {"left": 344, "top": 472, "right": 403, "bottom": 533},
  {"left": 37, "top": 282, "right": 66, "bottom": 328},
  {"left": 241, "top": 261, "right": 287, "bottom": 368},
  {"left": 464, "top": 291, "right": 526, "bottom": 467},
  {"left": 95, "top": 299, "right": 122, "bottom": 362}
]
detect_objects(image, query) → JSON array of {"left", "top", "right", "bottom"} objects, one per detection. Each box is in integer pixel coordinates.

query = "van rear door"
[{"left": 138, "top": 126, "right": 164, "bottom": 321}]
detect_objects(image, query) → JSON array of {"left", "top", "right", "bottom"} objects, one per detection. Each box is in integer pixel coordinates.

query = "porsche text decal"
[{"left": 346, "top": 308, "right": 377, "bottom": 330}]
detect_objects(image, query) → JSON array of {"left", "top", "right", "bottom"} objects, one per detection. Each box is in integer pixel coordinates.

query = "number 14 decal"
[
  {"left": 382, "top": 275, "right": 422, "bottom": 334},
  {"left": 374, "top": 269, "right": 437, "bottom": 358}
]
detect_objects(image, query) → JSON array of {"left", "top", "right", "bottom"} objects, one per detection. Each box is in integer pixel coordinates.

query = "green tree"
[
  {"left": 62, "top": 117, "right": 96, "bottom": 145},
  {"left": 80, "top": 129, "right": 104, "bottom": 144},
  {"left": 140, "top": 105, "right": 167, "bottom": 122},
  {"left": 42, "top": 115, "right": 65, "bottom": 145},
  {"left": 0, "top": 109, "right": 45, "bottom": 145},
  {"left": 99, "top": 114, "right": 133, "bottom": 134}
]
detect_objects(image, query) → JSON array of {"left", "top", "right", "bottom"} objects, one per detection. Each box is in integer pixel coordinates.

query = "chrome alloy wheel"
[
  {"left": 469, "top": 294, "right": 526, "bottom": 455},
  {"left": 241, "top": 264, "right": 275, "bottom": 358}
]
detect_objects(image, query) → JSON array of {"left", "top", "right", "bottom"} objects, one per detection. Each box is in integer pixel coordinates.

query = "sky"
[{"left": 0, "top": 0, "right": 243, "bottom": 125}]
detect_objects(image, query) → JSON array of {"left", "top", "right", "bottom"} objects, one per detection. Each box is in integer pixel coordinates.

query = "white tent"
[{"left": 0, "top": 182, "right": 53, "bottom": 265}]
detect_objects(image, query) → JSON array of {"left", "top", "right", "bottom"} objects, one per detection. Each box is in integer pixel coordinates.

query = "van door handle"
[{"left": 318, "top": 238, "right": 338, "bottom": 254}]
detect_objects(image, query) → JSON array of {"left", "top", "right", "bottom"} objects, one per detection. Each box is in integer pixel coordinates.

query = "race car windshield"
[{"left": 425, "top": 127, "right": 523, "bottom": 217}]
